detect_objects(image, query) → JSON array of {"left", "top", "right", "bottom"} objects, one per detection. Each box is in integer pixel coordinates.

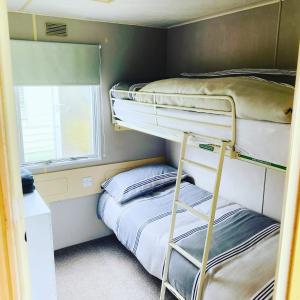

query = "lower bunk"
[{"left": 97, "top": 164, "right": 279, "bottom": 300}]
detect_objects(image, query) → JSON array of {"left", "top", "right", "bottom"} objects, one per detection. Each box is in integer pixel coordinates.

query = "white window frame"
[{"left": 14, "top": 85, "right": 102, "bottom": 174}]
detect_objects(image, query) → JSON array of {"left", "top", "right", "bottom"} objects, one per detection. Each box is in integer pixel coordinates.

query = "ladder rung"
[
  {"left": 176, "top": 200, "right": 210, "bottom": 222},
  {"left": 188, "top": 133, "right": 230, "bottom": 146},
  {"left": 182, "top": 158, "right": 217, "bottom": 172},
  {"left": 169, "top": 242, "right": 202, "bottom": 268},
  {"left": 163, "top": 282, "right": 185, "bottom": 300}
]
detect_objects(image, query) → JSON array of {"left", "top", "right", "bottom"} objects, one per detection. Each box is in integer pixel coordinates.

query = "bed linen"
[
  {"left": 101, "top": 164, "right": 185, "bottom": 204},
  {"left": 111, "top": 76, "right": 294, "bottom": 123},
  {"left": 113, "top": 100, "right": 290, "bottom": 167},
  {"left": 97, "top": 182, "right": 279, "bottom": 299},
  {"left": 180, "top": 68, "right": 296, "bottom": 86}
]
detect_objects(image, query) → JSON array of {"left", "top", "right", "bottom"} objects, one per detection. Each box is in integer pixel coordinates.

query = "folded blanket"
[
  {"left": 111, "top": 75, "right": 294, "bottom": 123},
  {"left": 136, "top": 77, "right": 294, "bottom": 123}
]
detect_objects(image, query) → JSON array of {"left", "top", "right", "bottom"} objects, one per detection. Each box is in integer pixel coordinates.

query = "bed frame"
[
  {"left": 109, "top": 88, "right": 286, "bottom": 300},
  {"left": 109, "top": 89, "right": 286, "bottom": 172}
]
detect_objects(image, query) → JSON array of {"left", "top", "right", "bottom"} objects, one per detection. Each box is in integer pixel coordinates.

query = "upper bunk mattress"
[
  {"left": 112, "top": 76, "right": 294, "bottom": 123},
  {"left": 113, "top": 100, "right": 290, "bottom": 167}
]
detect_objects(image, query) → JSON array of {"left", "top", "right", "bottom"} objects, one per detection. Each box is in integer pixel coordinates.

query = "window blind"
[{"left": 10, "top": 40, "right": 100, "bottom": 85}]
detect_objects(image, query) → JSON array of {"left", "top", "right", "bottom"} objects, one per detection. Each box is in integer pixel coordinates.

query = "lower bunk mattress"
[
  {"left": 113, "top": 100, "right": 290, "bottom": 167},
  {"left": 97, "top": 181, "right": 279, "bottom": 300}
]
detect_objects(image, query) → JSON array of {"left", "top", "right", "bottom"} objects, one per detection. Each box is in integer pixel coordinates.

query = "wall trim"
[
  {"left": 8, "top": 11, "right": 165, "bottom": 29},
  {"left": 274, "top": 0, "right": 283, "bottom": 67},
  {"left": 0, "top": 0, "right": 31, "bottom": 298},
  {"left": 167, "top": 0, "right": 282, "bottom": 29},
  {"left": 274, "top": 45, "right": 300, "bottom": 300},
  {"left": 34, "top": 156, "right": 165, "bottom": 202},
  {"left": 9, "top": 1, "right": 284, "bottom": 30}
]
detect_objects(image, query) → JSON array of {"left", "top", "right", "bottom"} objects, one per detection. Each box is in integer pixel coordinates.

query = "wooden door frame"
[
  {"left": 0, "top": 0, "right": 31, "bottom": 299},
  {"left": 274, "top": 45, "right": 300, "bottom": 300}
]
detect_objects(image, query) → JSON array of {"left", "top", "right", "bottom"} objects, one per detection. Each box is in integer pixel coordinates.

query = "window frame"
[{"left": 14, "top": 84, "right": 102, "bottom": 173}]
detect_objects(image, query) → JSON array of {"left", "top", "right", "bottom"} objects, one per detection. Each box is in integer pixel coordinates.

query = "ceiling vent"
[{"left": 45, "top": 23, "right": 67, "bottom": 37}]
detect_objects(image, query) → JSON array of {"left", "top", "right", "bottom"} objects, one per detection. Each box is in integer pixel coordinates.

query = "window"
[
  {"left": 15, "top": 85, "right": 100, "bottom": 165},
  {"left": 10, "top": 40, "right": 101, "bottom": 168}
]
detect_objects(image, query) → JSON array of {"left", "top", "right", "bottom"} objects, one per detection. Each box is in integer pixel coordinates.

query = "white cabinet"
[{"left": 24, "top": 191, "right": 57, "bottom": 300}]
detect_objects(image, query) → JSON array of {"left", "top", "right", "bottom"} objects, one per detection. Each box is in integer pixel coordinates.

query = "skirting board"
[{"left": 34, "top": 156, "right": 165, "bottom": 202}]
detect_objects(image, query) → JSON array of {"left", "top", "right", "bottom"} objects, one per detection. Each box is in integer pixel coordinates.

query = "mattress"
[
  {"left": 113, "top": 100, "right": 290, "bottom": 167},
  {"left": 97, "top": 182, "right": 279, "bottom": 300},
  {"left": 112, "top": 77, "right": 295, "bottom": 123}
]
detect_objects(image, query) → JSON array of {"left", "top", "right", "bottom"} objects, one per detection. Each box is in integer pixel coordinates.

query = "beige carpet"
[{"left": 55, "top": 235, "right": 175, "bottom": 300}]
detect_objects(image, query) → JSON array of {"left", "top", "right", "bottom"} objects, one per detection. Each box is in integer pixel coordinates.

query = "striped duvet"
[{"left": 97, "top": 182, "right": 279, "bottom": 299}]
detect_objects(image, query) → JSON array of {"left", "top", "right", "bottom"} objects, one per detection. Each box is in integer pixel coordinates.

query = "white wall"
[
  {"left": 49, "top": 194, "right": 111, "bottom": 250},
  {"left": 49, "top": 144, "right": 286, "bottom": 250},
  {"left": 166, "top": 141, "right": 285, "bottom": 221},
  {"left": 263, "top": 169, "right": 286, "bottom": 220}
]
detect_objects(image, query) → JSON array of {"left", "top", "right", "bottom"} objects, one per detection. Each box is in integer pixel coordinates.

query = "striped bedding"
[{"left": 97, "top": 182, "right": 279, "bottom": 300}]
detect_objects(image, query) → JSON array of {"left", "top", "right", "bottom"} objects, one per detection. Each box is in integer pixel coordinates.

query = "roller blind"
[{"left": 10, "top": 40, "right": 100, "bottom": 85}]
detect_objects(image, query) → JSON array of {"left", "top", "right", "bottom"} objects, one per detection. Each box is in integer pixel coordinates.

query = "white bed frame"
[
  {"left": 110, "top": 89, "right": 286, "bottom": 172},
  {"left": 109, "top": 88, "right": 286, "bottom": 300}
]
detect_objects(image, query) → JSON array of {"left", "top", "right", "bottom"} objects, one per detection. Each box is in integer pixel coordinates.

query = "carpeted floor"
[{"left": 55, "top": 235, "right": 175, "bottom": 300}]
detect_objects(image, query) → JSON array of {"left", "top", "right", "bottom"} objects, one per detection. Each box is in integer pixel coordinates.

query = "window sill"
[{"left": 23, "top": 157, "right": 103, "bottom": 175}]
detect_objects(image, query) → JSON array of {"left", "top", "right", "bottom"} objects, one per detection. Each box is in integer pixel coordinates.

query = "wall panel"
[
  {"left": 166, "top": 141, "right": 265, "bottom": 214},
  {"left": 8, "top": 13, "right": 167, "bottom": 248},
  {"left": 8, "top": 12, "right": 167, "bottom": 167},
  {"left": 166, "top": 4, "right": 279, "bottom": 76},
  {"left": 165, "top": 1, "right": 299, "bottom": 219},
  {"left": 276, "top": 0, "right": 300, "bottom": 68}
]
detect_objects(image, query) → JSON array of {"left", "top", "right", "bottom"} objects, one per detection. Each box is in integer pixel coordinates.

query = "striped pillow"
[{"left": 101, "top": 164, "right": 186, "bottom": 204}]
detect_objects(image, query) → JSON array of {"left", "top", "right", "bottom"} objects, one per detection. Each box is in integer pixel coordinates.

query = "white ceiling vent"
[{"left": 45, "top": 23, "right": 67, "bottom": 37}]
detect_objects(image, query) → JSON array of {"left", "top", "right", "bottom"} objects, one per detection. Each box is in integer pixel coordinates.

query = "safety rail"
[
  {"left": 109, "top": 88, "right": 237, "bottom": 148},
  {"left": 109, "top": 88, "right": 286, "bottom": 172}
]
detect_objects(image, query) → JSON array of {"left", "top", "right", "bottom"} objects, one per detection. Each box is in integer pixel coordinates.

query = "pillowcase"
[
  {"left": 181, "top": 68, "right": 296, "bottom": 86},
  {"left": 101, "top": 164, "right": 187, "bottom": 204}
]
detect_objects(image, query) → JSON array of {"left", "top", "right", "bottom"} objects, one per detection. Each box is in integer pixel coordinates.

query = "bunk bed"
[
  {"left": 110, "top": 69, "right": 295, "bottom": 170},
  {"left": 98, "top": 69, "right": 295, "bottom": 300}
]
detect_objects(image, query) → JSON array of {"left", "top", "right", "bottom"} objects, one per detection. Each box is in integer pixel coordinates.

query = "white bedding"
[
  {"left": 98, "top": 182, "right": 279, "bottom": 299},
  {"left": 113, "top": 100, "right": 290, "bottom": 166}
]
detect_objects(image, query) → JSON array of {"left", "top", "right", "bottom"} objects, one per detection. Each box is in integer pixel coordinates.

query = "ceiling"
[{"left": 7, "top": 0, "right": 279, "bottom": 28}]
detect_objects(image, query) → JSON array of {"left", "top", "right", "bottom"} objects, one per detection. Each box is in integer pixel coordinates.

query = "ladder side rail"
[
  {"left": 229, "top": 97, "right": 236, "bottom": 148},
  {"left": 195, "top": 141, "right": 228, "bottom": 300},
  {"left": 160, "top": 132, "right": 189, "bottom": 300}
]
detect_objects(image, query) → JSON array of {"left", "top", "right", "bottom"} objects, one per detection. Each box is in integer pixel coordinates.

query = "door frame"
[
  {"left": 0, "top": 0, "right": 31, "bottom": 299},
  {"left": 274, "top": 45, "right": 300, "bottom": 300},
  {"left": 1, "top": 3, "right": 300, "bottom": 300}
]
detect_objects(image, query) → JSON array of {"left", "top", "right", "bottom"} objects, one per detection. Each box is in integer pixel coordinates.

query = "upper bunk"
[{"left": 109, "top": 69, "right": 296, "bottom": 172}]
